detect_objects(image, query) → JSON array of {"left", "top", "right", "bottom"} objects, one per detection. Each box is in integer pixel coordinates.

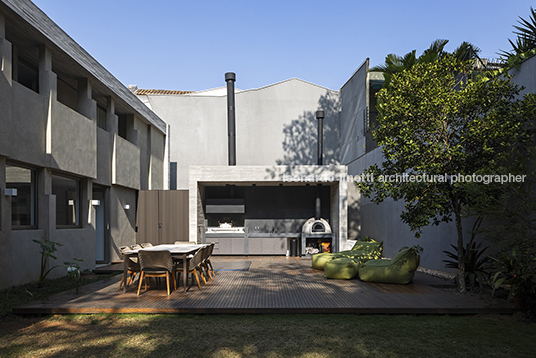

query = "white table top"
[{"left": 123, "top": 244, "right": 205, "bottom": 255}]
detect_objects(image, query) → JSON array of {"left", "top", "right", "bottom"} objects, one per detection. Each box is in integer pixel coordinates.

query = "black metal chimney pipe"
[
  {"left": 315, "top": 110, "right": 325, "bottom": 219},
  {"left": 316, "top": 110, "right": 324, "bottom": 165},
  {"left": 225, "top": 72, "right": 237, "bottom": 166}
]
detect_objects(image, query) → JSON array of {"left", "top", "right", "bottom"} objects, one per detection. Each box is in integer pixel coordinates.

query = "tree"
[
  {"left": 370, "top": 39, "right": 481, "bottom": 89},
  {"left": 357, "top": 55, "right": 536, "bottom": 293},
  {"left": 499, "top": 7, "right": 536, "bottom": 58}
]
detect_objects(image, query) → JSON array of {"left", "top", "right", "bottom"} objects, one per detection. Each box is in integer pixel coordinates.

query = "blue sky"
[{"left": 31, "top": 0, "right": 535, "bottom": 91}]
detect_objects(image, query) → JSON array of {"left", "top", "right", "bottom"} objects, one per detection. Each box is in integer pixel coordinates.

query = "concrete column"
[
  {"left": 164, "top": 124, "right": 170, "bottom": 190},
  {"left": 0, "top": 156, "right": 13, "bottom": 289},
  {"left": 82, "top": 178, "right": 93, "bottom": 228},
  {"left": 77, "top": 77, "right": 96, "bottom": 120},
  {"left": 39, "top": 46, "right": 57, "bottom": 156},
  {"left": 0, "top": 11, "right": 12, "bottom": 86},
  {"left": 105, "top": 96, "right": 118, "bottom": 134},
  {"left": 38, "top": 168, "right": 55, "bottom": 239},
  {"left": 39, "top": 45, "right": 56, "bottom": 99}
]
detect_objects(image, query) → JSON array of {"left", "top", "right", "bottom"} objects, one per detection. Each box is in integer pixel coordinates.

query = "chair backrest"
[
  {"left": 206, "top": 243, "right": 215, "bottom": 257},
  {"left": 138, "top": 250, "right": 174, "bottom": 273},
  {"left": 174, "top": 241, "right": 198, "bottom": 245},
  {"left": 130, "top": 244, "right": 142, "bottom": 250},
  {"left": 199, "top": 245, "right": 210, "bottom": 261},
  {"left": 119, "top": 246, "right": 140, "bottom": 269},
  {"left": 140, "top": 243, "right": 153, "bottom": 248},
  {"left": 188, "top": 248, "right": 204, "bottom": 270}
]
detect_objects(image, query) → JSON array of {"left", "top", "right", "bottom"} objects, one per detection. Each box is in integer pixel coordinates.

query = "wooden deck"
[{"left": 13, "top": 256, "right": 515, "bottom": 315}]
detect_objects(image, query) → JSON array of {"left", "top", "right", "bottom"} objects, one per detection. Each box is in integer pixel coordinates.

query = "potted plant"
[{"left": 491, "top": 245, "right": 536, "bottom": 308}]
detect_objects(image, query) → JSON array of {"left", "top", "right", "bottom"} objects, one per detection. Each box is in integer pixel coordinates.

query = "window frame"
[
  {"left": 52, "top": 172, "right": 82, "bottom": 229},
  {"left": 6, "top": 163, "right": 38, "bottom": 230}
]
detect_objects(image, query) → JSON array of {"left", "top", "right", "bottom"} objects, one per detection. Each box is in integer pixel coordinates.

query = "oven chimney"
[
  {"left": 315, "top": 110, "right": 324, "bottom": 219},
  {"left": 316, "top": 110, "right": 324, "bottom": 165},
  {"left": 225, "top": 72, "right": 237, "bottom": 166}
]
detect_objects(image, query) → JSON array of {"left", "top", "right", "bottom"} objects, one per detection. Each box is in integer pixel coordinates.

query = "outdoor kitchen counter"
[
  {"left": 248, "top": 233, "right": 300, "bottom": 238},
  {"left": 205, "top": 233, "right": 300, "bottom": 255}
]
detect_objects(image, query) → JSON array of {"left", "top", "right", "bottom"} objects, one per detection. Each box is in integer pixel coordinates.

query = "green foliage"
[
  {"left": 490, "top": 243, "right": 536, "bottom": 299},
  {"left": 370, "top": 39, "right": 480, "bottom": 89},
  {"left": 33, "top": 237, "right": 64, "bottom": 287},
  {"left": 358, "top": 56, "right": 535, "bottom": 236},
  {"left": 358, "top": 54, "right": 536, "bottom": 293},
  {"left": 65, "top": 258, "right": 83, "bottom": 281},
  {"left": 443, "top": 241, "right": 490, "bottom": 290},
  {"left": 499, "top": 7, "right": 536, "bottom": 58},
  {"left": 0, "top": 273, "right": 117, "bottom": 317},
  {"left": 467, "top": 146, "right": 536, "bottom": 299}
]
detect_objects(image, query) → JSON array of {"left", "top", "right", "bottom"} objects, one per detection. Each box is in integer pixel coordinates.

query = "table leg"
[
  {"left": 182, "top": 254, "right": 188, "bottom": 292},
  {"left": 122, "top": 254, "right": 129, "bottom": 292}
]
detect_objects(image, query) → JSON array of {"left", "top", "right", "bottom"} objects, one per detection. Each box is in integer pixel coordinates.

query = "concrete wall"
[
  {"left": 50, "top": 101, "right": 97, "bottom": 178},
  {"left": 189, "top": 165, "right": 348, "bottom": 246},
  {"left": 509, "top": 54, "right": 536, "bottom": 94},
  {"left": 0, "top": 0, "right": 167, "bottom": 288},
  {"left": 108, "top": 185, "right": 138, "bottom": 262},
  {"left": 340, "top": 60, "right": 368, "bottom": 165},
  {"left": 142, "top": 78, "right": 340, "bottom": 189}
]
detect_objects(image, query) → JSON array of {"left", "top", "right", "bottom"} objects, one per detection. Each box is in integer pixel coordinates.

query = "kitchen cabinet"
[
  {"left": 248, "top": 237, "right": 287, "bottom": 255},
  {"left": 211, "top": 237, "right": 245, "bottom": 255}
]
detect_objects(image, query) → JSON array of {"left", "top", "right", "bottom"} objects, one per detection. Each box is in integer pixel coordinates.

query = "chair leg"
[
  {"left": 207, "top": 259, "right": 215, "bottom": 276},
  {"left": 118, "top": 275, "right": 125, "bottom": 290},
  {"left": 137, "top": 272, "right": 145, "bottom": 295},
  {"left": 202, "top": 263, "right": 212, "bottom": 280},
  {"left": 198, "top": 267, "right": 207, "bottom": 285},
  {"left": 192, "top": 270, "right": 202, "bottom": 289},
  {"left": 166, "top": 272, "right": 170, "bottom": 296}
]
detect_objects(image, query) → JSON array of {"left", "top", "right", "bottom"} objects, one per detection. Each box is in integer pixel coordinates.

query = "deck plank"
[{"left": 13, "top": 256, "right": 515, "bottom": 315}]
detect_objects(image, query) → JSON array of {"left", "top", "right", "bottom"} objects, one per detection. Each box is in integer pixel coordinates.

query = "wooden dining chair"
[
  {"left": 175, "top": 248, "right": 205, "bottom": 290},
  {"left": 137, "top": 250, "right": 176, "bottom": 295},
  {"left": 118, "top": 246, "right": 140, "bottom": 290},
  {"left": 204, "top": 243, "right": 216, "bottom": 278},
  {"left": 174, "top": 241, "right": 197, "bottom": 245},
  {"left": 200, "top": 244, "right": 214, "bottom": 280},
  {"left": 140, "top": 242, "right": 153, "bottom": 248}
]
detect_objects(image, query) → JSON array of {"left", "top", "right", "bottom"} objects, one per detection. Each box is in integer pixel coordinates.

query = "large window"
[
  {"left": 6, "top": 165, "right": 37, "bottom": 228},
  {"left": 52, "top": 174, "right": 80, "bottom": 227}
]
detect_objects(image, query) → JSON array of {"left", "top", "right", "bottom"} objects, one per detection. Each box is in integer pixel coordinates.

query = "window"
[
  {"left": 52, "top": 174, "right": 80, "bottom": 227},
  {"left": 16, "top": 57, "right": 39, "bottom": 93},
  {"left": 118, "top": 114, "right": 127, "bottom": 139},
  {"left": 6, "top": 165, "right": 37, "bottom": 228},
  {"left": 97, "top": 105, "right": 107, "bottom": 130}
]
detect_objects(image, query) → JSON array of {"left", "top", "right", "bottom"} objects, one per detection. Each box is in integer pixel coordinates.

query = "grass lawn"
[
  {"left": 1, "top": 273, "right": 535, "bottom": 357},
  {"left": 0, "top": 313, "right": 535, "bottom": 357}
]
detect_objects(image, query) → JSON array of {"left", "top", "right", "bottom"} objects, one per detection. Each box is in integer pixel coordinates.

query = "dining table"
[{"left": 121, "top": 244, "right": 206, "bottom": 293}]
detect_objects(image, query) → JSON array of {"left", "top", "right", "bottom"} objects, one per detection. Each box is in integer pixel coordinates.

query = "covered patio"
[{"left": 13, "top": 256, "right": 514, "bottom": 315}]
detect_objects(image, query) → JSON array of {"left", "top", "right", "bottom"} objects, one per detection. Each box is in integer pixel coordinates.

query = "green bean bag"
[
  {"left": 358, "top": 247, "right": 420, "bottom": 284},
  {"left": 311, "top": 253, "right": 342, "bottom": 270},
  {"left": 324, "top": 258, "right": 359, "bottom": 280}
]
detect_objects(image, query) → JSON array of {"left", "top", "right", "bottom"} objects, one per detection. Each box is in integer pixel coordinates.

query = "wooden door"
[{"left": 136, "top": 190, "right": 189, "bottom": 245}]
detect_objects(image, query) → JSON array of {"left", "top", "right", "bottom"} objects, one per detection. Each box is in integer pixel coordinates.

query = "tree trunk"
[{"left": 454, "top": 201, "right": 466, "bottom": 293}]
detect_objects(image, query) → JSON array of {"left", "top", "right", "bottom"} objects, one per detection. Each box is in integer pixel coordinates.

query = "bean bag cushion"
[
  {"left": 358, "top": 247, "right": 420, "bottom": 284},
  {"left": 350, "top": 241, "right": 383, "bottom": 258},
  {"left": 311, "top": 253, "right": 342, "bottom": 270},
  {"left": 324, "top": 258, "right": 359, "bottom": 280}
]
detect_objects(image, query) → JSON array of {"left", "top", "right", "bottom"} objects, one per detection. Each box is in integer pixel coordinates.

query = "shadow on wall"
[
  {"left": 276, "top": 91, "right": 341, "bottom": 165},
  {"left": 348, "top": 184, "right": 361, "bottom": 240}
]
